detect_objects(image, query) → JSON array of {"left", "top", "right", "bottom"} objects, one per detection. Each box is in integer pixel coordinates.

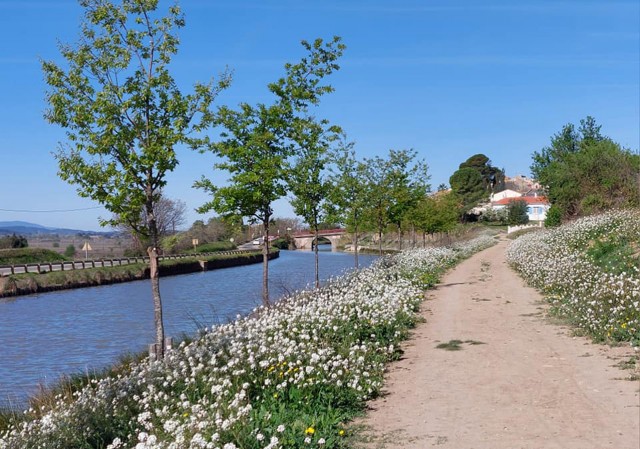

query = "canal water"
[{"left": 0, "top": 247, "right": 377, "bottom": 407}]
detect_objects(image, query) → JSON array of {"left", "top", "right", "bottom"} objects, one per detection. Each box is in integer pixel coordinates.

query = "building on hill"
[
  {"left": 504, "top": 175, "right": 541, "bottom": 193},
  {"left": 489, "top": 189, "right": 522, "bottom": 202}
]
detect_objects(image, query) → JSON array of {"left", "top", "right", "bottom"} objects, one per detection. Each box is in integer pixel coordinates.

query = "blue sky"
[{"left": 0, "top": 0, "right": 638, "bottom": 231}]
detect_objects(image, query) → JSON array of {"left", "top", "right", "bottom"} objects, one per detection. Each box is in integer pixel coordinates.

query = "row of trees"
[
  {"left": 41, "top": 1, "right": 532, "bottom": 358},
  {"left": 531, "top": 116, "right": 640, "bottom": 225},
  {"left": 43, "top": 1, "right": 451, "bottom": 358}
]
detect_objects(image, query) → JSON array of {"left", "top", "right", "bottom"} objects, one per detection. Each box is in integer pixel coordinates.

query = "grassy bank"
[
  {"left": 0, "top": 248, "right": 68, "bottom": 265},
  {"left": 0, "top": 235, "right": 496, "bottom": 449},
  {"left": 506, "top": 209, "right": 640, "bottom": 346},
  {"left": 0, "top": 250, "right": 277, "bottom": 298}
]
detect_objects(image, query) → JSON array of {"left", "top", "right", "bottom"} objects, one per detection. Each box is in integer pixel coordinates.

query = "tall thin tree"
[
  {"left": 196, "top": 37, "right": 345, "bottom": 305},
  {"left": 43, "top": 0, "right": 229, "bottom": 359},
  {"left": 289, "top": 117, "right": 340, "bottom": 287}
]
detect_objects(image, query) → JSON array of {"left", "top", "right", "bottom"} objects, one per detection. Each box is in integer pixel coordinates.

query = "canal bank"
[
  {"left": 0, "top": 248, "right": 377, "bottom": 406},
  {"left": 0, "top": 249, "right": 279, "bottom": 298}
]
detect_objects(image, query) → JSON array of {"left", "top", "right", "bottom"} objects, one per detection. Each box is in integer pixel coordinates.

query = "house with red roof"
[{"left": 491, "top": 194, "right": 550, "bottom": 222}]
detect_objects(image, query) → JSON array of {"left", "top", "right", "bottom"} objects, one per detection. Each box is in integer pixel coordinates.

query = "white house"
[
  {"left": 491, "top": 196, "right": 551, "bottom": 222},
  {"left": 489, "top": 189, "right": 522, "bottom": 202}
]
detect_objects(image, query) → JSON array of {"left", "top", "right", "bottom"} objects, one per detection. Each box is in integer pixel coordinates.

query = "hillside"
[{"left": 0, "top": 221, "right": 112, "bottom": 236}]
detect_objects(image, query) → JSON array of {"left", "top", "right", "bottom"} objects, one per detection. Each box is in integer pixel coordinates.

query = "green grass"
[
  {"left": 191, "top": 241, "right": 237, "bottom": 254},
  {"left": 0, "top": 250, "right": 267, "bottom": 297},
  {"left": 586, "top": 236, "right": 639, "bottom": 275},
  {"left": 0, "top": 248, "right": 68, "bottom": 265}
]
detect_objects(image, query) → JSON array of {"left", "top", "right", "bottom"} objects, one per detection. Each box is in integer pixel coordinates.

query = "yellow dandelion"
[{"left": 305, "top": 426, "right": 315, "bottom": 435}]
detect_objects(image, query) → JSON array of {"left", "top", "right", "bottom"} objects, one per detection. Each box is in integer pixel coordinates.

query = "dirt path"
[{"left": 357, "top": 238, "right": 640, "bottom": 449}]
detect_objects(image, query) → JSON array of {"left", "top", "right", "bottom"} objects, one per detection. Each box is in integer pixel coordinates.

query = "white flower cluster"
[
  {"left": 506, "top": 210, "right": 640, "bottom": 344},
  {"left": 0, "top": 235, "right": 495, "bottom": 449}
]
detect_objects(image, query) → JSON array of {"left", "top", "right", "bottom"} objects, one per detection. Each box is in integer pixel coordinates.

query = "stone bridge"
[{"left": 292, "top": 228, "right": 346, "bottom": 251}]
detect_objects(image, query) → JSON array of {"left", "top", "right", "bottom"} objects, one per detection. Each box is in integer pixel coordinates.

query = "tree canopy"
[
  {"left": 449, "top": 153, "right": 504, "bottom": 214},
  {"left": 196, "top": 36, "right": 345, "bottom": 304},
  {"left": 531, "top": 117, "right": 640, "bottom": 221}
]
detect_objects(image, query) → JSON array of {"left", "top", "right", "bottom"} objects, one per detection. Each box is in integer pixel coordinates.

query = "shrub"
[
  {"left": 64, "top": 244, "right": 76, "bottom": 258},
  {"left": 544, "top": 204, "right": 562, "bottom": 227}
]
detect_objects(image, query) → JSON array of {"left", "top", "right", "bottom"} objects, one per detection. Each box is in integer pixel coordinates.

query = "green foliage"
[
  {"left": 361, "top": 149, "right": 430, "bottom": 253},
  {"left": 43, "top": 0, "right": 230, "bottom": 358},
  {"left": 0, "top": 248, "right": 68, "bottom": 265},
  {"left": 531, "top": 116, "right": 640, "bottom": 221},
  {"left": 450, "top": 154, "right": 504, "bottom": 213},
  {"left": 449, "top": 167, "right": 486, "bottom": 211},
  {"left": 63, "top": 244, "right": 76, "bottom": 258},
  {"left": 0, "top": 234, "right": 28, "bottom": 249},
  {"left": 506, "top": 199, "right": 529, "bottom": 226},
  {"left": 196, "top": 37, "right": 345, "bottom": 304},
  {"left": 43, "top": 0, "right": 229, "bottom": 240},
  {"left": 325, "top": 138, "right": 369, "bottom": 264},
  {"left": 413, "top": 191, "right": 460, "bottom": 236},
  {"left": 586, "top": 236, "right": 639, "bottom": 276},
  {"left": 544, "top": 204, "right": 563, "bottom": 227},
  {"left": 458, "top": 153, "right": 505, "bottom": 191},
  {"left": 193, "top": 241, "right": 237, "bottom": 253}
]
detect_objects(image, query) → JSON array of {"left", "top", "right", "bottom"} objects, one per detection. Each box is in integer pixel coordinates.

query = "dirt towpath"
[{"left": 358, "top": 238, "right": 640, "bottom": 449}]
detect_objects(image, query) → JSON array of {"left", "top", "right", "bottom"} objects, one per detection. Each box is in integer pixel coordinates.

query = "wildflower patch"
[
  {"left": 506, "top": 210, "right": 640, "bottom": 346},
  {"left": 0, "top": 236, "right": 495, "bottom": 449}
]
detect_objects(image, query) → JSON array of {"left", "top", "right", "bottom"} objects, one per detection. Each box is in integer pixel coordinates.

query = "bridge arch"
[{"left": 292, "top": 229, "right": 345, "bottom": 251}]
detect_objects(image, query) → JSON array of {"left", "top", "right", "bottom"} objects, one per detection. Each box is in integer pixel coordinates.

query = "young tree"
[
  {"left": 361, "top": 154, "right": 393, "bottom": 255},
  {"left": 385, "top": 149, "right": 430, "bottom": 250},
  {"left": 196, "top": 37, "right": 345, "bottom": 305},
  {"left": 327, "top": 138, "right": 368, "bottom": 268},
  {"left": 42, "top": 0, "right": 229, "bottom": 359},
  {"left": 288, "top": 117, "right": 340, "bottom": 288}
]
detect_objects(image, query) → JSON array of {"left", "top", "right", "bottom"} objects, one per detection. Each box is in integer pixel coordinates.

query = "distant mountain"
[{"left": 0, "top": 221, "right": 113, "bottom": 236}]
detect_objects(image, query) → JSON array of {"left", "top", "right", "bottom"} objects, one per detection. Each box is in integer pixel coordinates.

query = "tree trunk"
[
  {"left": 262, "top": 219, "right": 270, "bottom": 306},
  {"left": 353, "top": 223, "right": 359, "bottom": 269},
  {"left": 422, "top": 232, "right": 426, "bottom": 248},
  {"left": 147, "top": 246, "right": 164, "bottom": 360},
  {"left": 378, "top": 229, "right": 383, "bottom": 256},
  {"left": 398, "top": 226, "right": 403, "bottom": 251},
  {"left": 313, "top": 224, "right": 320, "bottom": 288}
]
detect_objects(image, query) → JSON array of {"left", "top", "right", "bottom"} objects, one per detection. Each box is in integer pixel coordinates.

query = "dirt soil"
[{"left": 357, "top": 238, "right": 640, "bottom": 449}]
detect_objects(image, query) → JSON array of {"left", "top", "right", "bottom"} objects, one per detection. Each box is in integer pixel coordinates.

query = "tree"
[
  {"left": 116, "top": 194, "right": 187, "bottom": 253},
  {"left": 450, "top": 154, "right": 504, "bottom": 217},
  {"left": 196, "top": 37, "right": 345, "bottom": 305},
  {"left": 413, "top": 192, "right": 459, "bottom": 246},
  {"left": 288, "top": 117, "right": 340, "bottom": 288},
  {"left": 64, "top": 244, "right": 76, "bottom": 258},
  {"left": 458, "top": 153, "right": 505, "bottom": 192},
  {"left": 449, "top": 167, "right": 485, "bottom": 212},
  {"left": 42, "top": 0, "right": 229, "bottom": 359},
  {"left": 327, "top": 137, "right": 368, "bottom": 268},
  {"left": 385, "top": 149, "right": 430, "bottom": 250},
  {"left": 0, "top": 234, "right": 28, "bottom": 249},
  {"left": 531, "top": 117, "right": 639, "bottom": 221},
  {"left": 506, "top": 199, "right": 529, "bottom": 225},
  {"left": 361, "top": 155, "right": 393, "bottom": 255}
]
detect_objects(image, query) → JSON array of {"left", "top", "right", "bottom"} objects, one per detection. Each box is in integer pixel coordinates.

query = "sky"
[{"left": 0, "top": 0, "right": 638, "bottom": 232}]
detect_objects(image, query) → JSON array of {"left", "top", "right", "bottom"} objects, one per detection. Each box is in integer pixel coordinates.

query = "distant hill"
[{"left": 0, "top": 221, "right": 113, "bottom": 236}]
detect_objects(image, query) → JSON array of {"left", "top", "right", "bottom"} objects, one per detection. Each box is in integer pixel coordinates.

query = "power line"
[{"left": 0, "top": 206, "right": 103, "bottom": 213}]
